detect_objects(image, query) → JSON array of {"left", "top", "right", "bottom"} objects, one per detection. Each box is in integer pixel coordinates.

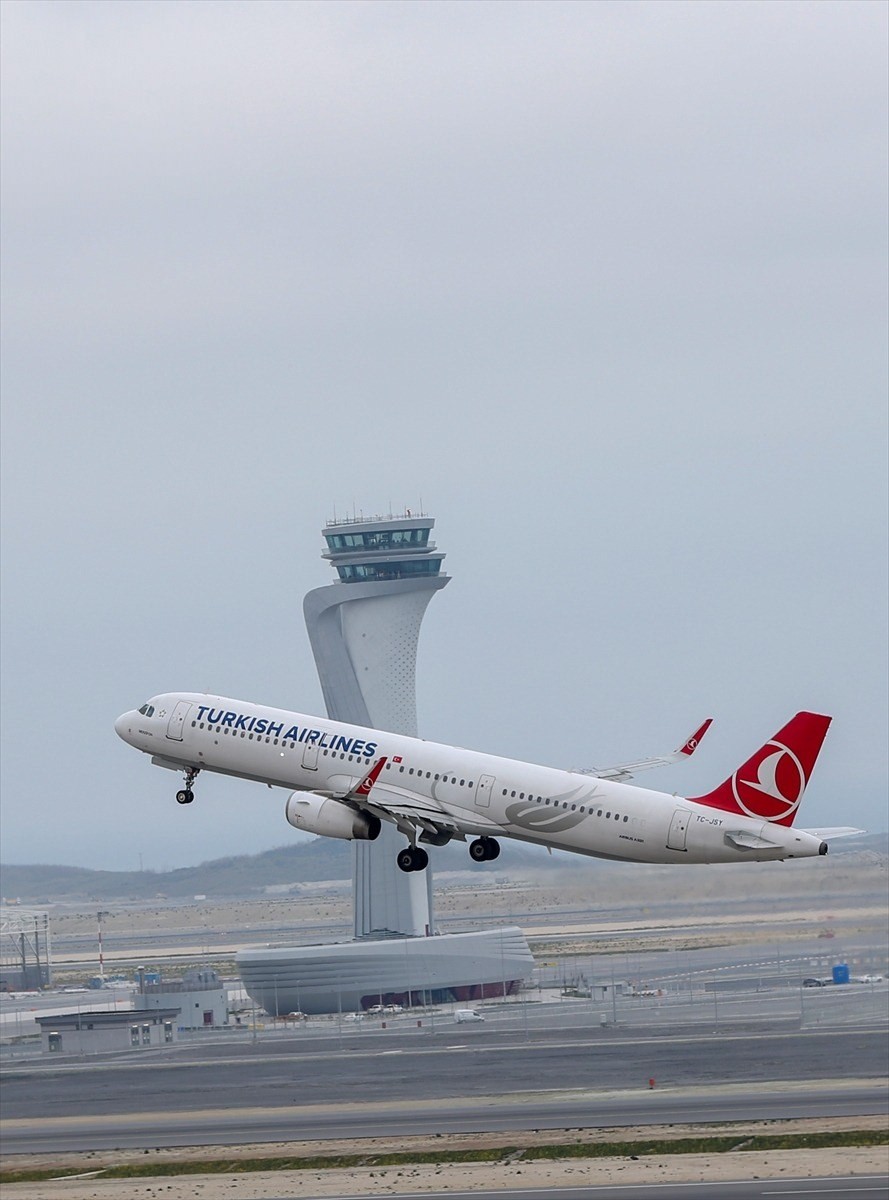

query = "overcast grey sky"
[{"left": 1, "top": 0, "right": 886, "bottom": 872}]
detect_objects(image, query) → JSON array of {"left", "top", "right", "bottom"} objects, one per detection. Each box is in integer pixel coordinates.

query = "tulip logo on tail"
[
  {"left": 680, "top": 711, "right": 829, "bottom": 827},
  {"left": 731, "top": 741, "right": 806, "bottom": 822}
]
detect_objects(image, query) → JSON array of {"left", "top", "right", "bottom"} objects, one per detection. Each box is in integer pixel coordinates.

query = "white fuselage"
[{"left": 115, "top": 693, "right": 826, "bottom": 865}]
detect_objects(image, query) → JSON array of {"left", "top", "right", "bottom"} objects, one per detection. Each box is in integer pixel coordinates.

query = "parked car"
[{"left": 802, "top": 977, "right": 828, "bottom": 987}]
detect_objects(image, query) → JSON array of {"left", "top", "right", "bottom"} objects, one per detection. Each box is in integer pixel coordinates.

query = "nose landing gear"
[{"left": 176, "top": 767, "right": 201, "bottom": 805}]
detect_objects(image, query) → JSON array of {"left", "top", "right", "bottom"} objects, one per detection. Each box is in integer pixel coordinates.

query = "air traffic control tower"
[
  {"left": 235, "top": 511, "right": 534, "bottom": 1016},
  {"left": 303, "top": 512, "right": 448, "bottom": 938}
]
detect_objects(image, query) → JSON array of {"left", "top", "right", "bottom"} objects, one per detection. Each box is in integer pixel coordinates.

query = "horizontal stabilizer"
[
  {"left": 802, "top": 827, "right": 865, "bottom": 840},
  {"left": 724, "top": 830, "right": 781, "bottom": 851}
]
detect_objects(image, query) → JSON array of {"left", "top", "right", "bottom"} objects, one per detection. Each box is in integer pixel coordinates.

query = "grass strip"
[{"left": 3, "top": 1129, "right": 885, "bottom": 1184}]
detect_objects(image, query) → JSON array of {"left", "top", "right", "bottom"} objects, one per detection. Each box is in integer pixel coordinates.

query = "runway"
[
  {"left": 2, "top": 1082, "right": 887, "bottom": 1154},
  {"left": 2, "top": 1019, "right": 887, "bottom": 1153}
]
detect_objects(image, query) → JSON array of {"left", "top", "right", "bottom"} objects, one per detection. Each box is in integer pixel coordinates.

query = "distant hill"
[
  {"left": 0, "top": 836, "right": 566, "bottom": 903},
  {"left": 1, "top": 831, "right": 883, "bottom": 905}
]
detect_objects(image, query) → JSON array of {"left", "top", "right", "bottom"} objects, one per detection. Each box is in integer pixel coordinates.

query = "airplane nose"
[{"left": 114, "top": 712, "right": 132, "bottom": 741}]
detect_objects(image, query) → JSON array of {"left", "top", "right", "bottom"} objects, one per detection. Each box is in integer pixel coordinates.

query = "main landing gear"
[
  {"left": 396, "top": 836, "right": 501, "bottom": 872},
  {"left": 396, "top": 845, "right": 429, "bottom": 873},
  {"left": 176, "top": 767, "right": 200, "bottom": 805},
  {"left": 469, "top": 837, "right": 500, "bottom": 863}
]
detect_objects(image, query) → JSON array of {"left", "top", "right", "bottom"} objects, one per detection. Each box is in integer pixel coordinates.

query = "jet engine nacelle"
[{"left": 285, "top": 792, "right": 381, "bottom": 841}]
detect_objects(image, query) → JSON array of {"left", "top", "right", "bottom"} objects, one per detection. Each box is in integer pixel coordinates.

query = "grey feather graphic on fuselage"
[{"left": 504, "top": 782, "right": 602, "bottom": 835}]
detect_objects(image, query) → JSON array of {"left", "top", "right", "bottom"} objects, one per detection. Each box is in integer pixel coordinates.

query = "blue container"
[{"left": 832, "top": 963, "right": 850, "bottom": 985}]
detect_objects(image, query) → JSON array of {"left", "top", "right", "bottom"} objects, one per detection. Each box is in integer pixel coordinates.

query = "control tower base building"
[{"left": 236, "top": 511, "right": 533, "bottom": 1015}]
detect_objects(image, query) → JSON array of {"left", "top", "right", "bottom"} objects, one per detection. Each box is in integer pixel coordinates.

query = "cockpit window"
[{"left": 138, "top": 704, "right": 156, "bottom": 717}]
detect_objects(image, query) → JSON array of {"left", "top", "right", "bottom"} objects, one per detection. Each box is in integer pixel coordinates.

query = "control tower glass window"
[
  {"left": 325, "top": 528, "right": 430, "bottom": 552},
  {"left": 336, "top": 558, "right": 443, "bottom": 582}
]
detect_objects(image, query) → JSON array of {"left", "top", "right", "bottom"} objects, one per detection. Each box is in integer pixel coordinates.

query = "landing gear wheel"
[
  {"left": 176, "top": 768, "right": 200, "bottom": 806},
  {"left": 396, "top": 846, "right": 430, "bottom": 873},
  {"left": 469, "top": 837, "right": 500, "bottom": 863}
]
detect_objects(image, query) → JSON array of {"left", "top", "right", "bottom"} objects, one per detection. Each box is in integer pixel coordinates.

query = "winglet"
[
  {"left": 351, "top": 757, "right": 388, "bottom": 799},
  {"left": 573, "top": 717, "right": 715, "bottom": 782},
  {"left": 677, "top": 718, "right": 712, "bottom": 758}
]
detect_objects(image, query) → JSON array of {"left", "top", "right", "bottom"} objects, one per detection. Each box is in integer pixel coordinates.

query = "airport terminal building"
[{"left": 238, "top": 927, "right": 534, "bottom": 1016}]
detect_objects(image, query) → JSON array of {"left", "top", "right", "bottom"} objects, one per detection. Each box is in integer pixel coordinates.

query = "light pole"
[{"left": 96, "top": 911, "right": 109, "bottom": 983}]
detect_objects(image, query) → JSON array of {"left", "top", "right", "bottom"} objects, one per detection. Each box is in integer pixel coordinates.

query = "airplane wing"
[
  {"left": 321, "top": 758, "right": 500, "bottom": 844},
  {"left": 361, "top": 782, "right": 503, "bottom": 843},
  {"left": 572, "top": 718, "right": 713, "bottom": 783}
]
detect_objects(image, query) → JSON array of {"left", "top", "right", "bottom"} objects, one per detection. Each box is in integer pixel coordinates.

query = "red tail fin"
[{"left": 689, "top": 712, "right": 831, "bottom": 827}]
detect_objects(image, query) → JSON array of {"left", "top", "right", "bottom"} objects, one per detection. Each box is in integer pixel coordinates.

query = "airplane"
[{"left": 114, "top": 694, "right": 845, "bottom": 872}]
